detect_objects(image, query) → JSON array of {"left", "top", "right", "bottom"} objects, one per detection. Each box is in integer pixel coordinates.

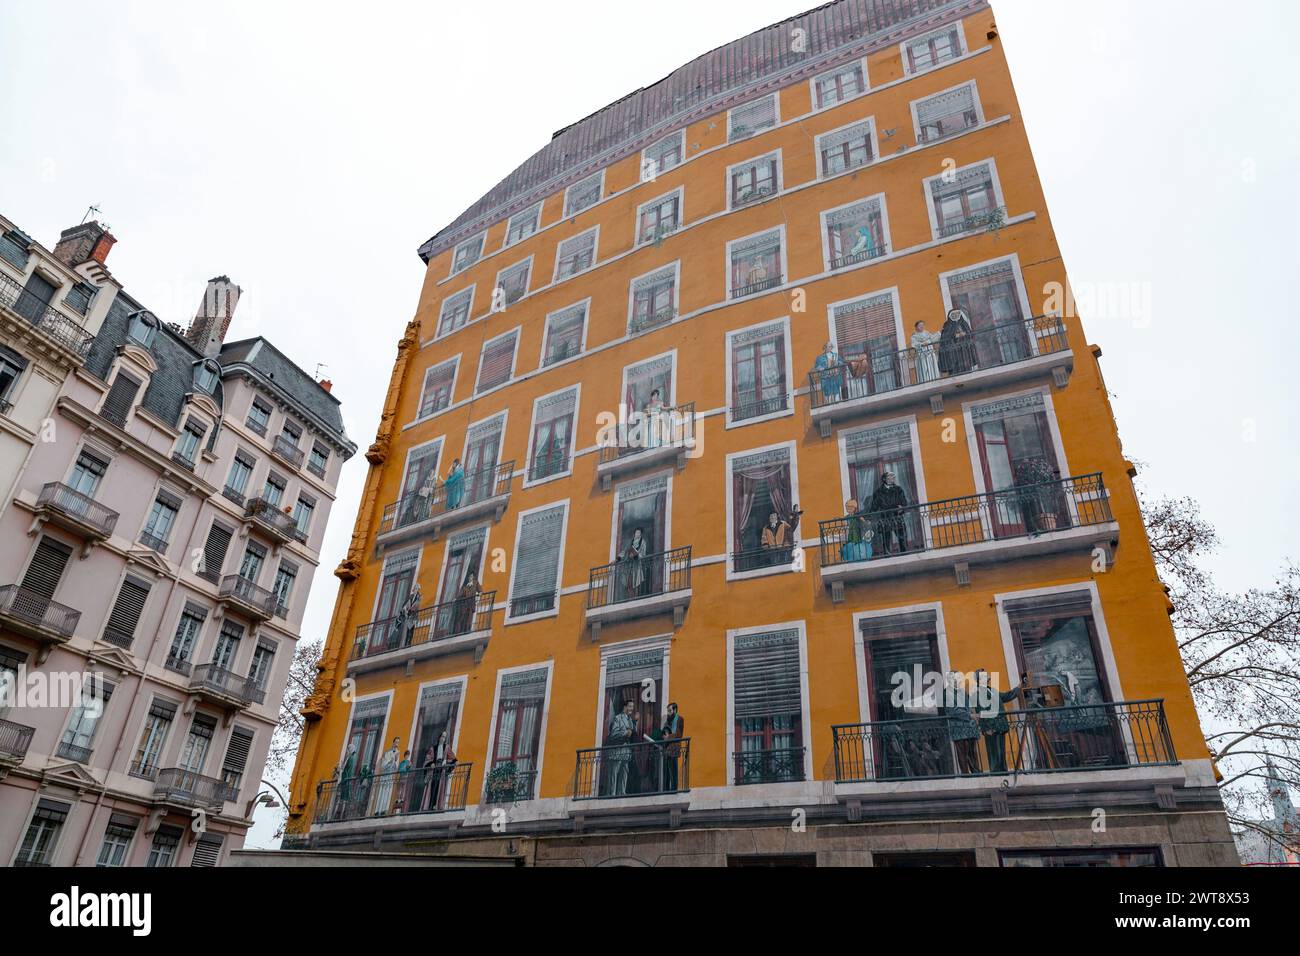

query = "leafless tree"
[
  {"left": 268, "top": 639, "right": 322, "bottom": 778},
  {"left": 1139, "top": 486, "right": 1300, "bottom": 860}
]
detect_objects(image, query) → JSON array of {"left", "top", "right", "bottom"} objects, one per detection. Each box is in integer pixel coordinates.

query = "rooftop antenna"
[
  {"left": 314, "top": 363, "right": 328, "bottom": 380},
  {"left": 80, "top": 204, "right": 101, "bottom": 225}
]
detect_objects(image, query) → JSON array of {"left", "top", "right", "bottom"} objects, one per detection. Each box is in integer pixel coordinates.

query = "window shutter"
[
  {"left": 734, "top": 629, "right": 802, "bottom": 718},
  {"left": 1003, "top": 590, "right": 1094, "bottom": 626},
  {"left": 103, "top": 575, "right": 151, "bottom": 647},
  {"left": 190, "top": 833, "right": 224, "bottom": 867},
  {"left": 108, "top": 812, "right": 140, "bottom": 831},
  {"left": 222, "top": 726, "right": 255, "bottom": 778},
  {"left": 918, "top": 85, "right": 975, "bottom": 128},
  {"left": 605, "top": 649, "right": 664, "bottom": 687},
  {"left": 20, "top": 537, "right": 73, "bottom": 599},
  {"left": 499, "top": 667, "right": 548, "bottom": 702},
  {"left": 511, "top": 507, "right": 564, "bottom": 605},
  {"left": 477, "top": 333, "right": 516, "bottom": 391},
  {"left": 730, "top": 95, "right": 777, "bottom": 139},
  {"left": 149, "top": 698, "right": 178, "bottom": 721},
  {"left": 202, "top": 522, "right": 234, "bottom": 580},
  {"left": 100, "top": 372, "right": 142, "bottom": 427},
  {"left": 832, "top": 293, "right": 897, "bottom": 356}
]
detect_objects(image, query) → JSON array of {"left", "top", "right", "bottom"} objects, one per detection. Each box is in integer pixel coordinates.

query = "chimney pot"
[
  {"left": 185, "top": 276, "right": 242, "bottom": 357},
  {"left": 53, "top": 221, "right": 116, "bottom": 268},
  {"left": 319, "top": 379, "right": 333, "bottom": 393}
]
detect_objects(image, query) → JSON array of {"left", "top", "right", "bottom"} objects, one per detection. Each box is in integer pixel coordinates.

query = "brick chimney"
[
  {"left": 185, "top": 276, "right": 242, "bottom": 357},
  {"left": 319, "top": 379, "right": 333, "bottom": 393},
  {"left": 53, "top": 221, "right": 117, "bottom": 268}
]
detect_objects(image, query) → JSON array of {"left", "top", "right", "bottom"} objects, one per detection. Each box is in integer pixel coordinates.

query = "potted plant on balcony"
[{"left": 485, "top": 761, "right": 519, "bottom": 803}]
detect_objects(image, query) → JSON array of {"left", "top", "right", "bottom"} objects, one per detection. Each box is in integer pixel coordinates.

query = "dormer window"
[
  {"left": 194, "top": 360, "right": 219, "bottom": 394},
  {"left": 128, "top": 311, "right": 158, "bottom": 348}
]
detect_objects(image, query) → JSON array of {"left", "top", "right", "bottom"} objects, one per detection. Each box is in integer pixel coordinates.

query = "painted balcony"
[
  {"left": 31, "top": 482, "right": 119, "bottom": 553},
  {"left": 313, "top": 763, "right": 472, "bottom": 824},
  {"left": 0, "top": 584, "right": 79, "bottom": 652},
  {"left": 484, "top": 764, "right": 538, "bottom": 804},
  {"left": 244, "top": 497, "right": 299, "bottom": 547},
  {"left": 733, "top": 746, "right": 806, "bottom": 785},
  {"left": 573, "top": 738, "right": 691, "bottom": 800},
  {"left": 376, "top": 460, "right": 514, "bottom": 550},
  {"left": 806, "top": 315, "right": 1072, "bottom": 436},
  {"left": 0, "top": 271, "right": 94, "bottom": 361},
  {"left": 152, "top": 767, "right": 233, "bottom": 810},
  {"left": 217, "top": 574, "right": 277, "bottom": 622},
  {"left": 585, "top": 546, "right": 692, "bottom": 640},
  {"left": 817, "top": 473, "right": 1117, "bottom": 602},
  {"left": 188, "top": 662, "right": 266, "bottom": 712},
  {"left": 831, "top": 700, "right": 1176, "bottom": 783},
  {"left": 595, "top": 402, "right": 695, "bottom": 490},
  {"left": 0, "top": 718, "right": 35, "bottom": 777},
  {"left": 348, "top": 590, "right": 496, "bottom": 674}
]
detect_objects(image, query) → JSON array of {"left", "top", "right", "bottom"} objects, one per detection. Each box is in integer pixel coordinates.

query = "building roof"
[{"left": 417, "top": 0, "right": 969, "bottom": 263}]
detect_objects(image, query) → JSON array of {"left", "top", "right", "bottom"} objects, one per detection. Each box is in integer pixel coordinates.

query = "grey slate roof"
[
  {"left": 417, "top": 0, "right": 967, "bottom": 262},
  {"left": 85, "top": 292, "right": 224, "bottom": 430}
]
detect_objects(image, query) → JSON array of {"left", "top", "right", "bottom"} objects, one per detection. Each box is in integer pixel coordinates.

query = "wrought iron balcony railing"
[
  {"left": 732, "top": 184, "right": 777, "bottom": 207},
  {"left": 918, "top": 109, "right": 980, "bottom": 143},
  {"left": 831, "top": 700, "right": 1176, "bottom": 783},
  {"left": 938, "top": 205, "right": 1006, "bottom": 238},
  {"left": 0, "top": 718, "right": 36, "bottom": 761},
  {"left": 597, "top": 402, "right": 695, "bottom": 465},
  {"left": 574, "top": 738, "right": 690, "bottom": 800},
  {"left": 153, "top": 767, "right": 233, "bottom": 807},
  {"left": 221, "top": 484, "right": 247, "bottom": 507},
  {"left": 35, "top": 482, "right": 119, "bottom": 538},
  {"left": 732, "top": 544, "right": 797, "bottom": 574},
  {"left": 628, "top": 305, "right": 676, "bottom": 336},
  {"left": 529, "top": 447, "right": 570, "bottom": 482},
  {"left": 733, "top": 746, "right": 806, "bottom": 785},
  {"left": 351, "top": 590, "right": 496, "bottom": 662},
  {"left": 0, "top": 584, "right": 80, "bottom": 640},
  {"left": 244, "top": 497, "right": 298, "bottom": 541},
  {"left": 218, "top": 574, "right": 278, "bottom": 619},
  {"left": 314, "top": 762, "right": 472, "bottom": 823},
  {"left": 829, "top": 242, "right": 889, "bottom": 270},
  {"left": 55, "top": 740, "right": 93, "bottom": 763},
  {"left": 807, "top": 315, "right": 1068, "bottom": 411},
  {"left": 731, "top": 391, "right": 788, "bottom": 423},
  {"left": 587, "top": 546, "right": 691, "bottom": 611},
  {"left": 163, "top": 653, "right": 193, "bottom": 676},
  {"left": 509, "top": 590, "right": 556, "bottom": 619},
  {"left": 730, "top": 274, "right": 783, "bottom": 298},
  {"left": 484, "top": 764, "right": 538, "bottom": 804},
  {"left": 271, "top": 434, "right": 305, "bottom": 469},
  {"left": 818, "top": 473, "right": 1111, "bottom": 569},
  {"left": 189, "top": 662, "right": 266, "bottom": 707},
  {"left": 378, "top": 461, "right": 515, "bottom": 536},
  {"left": 0, "top": 272, "right": 94, "bottom": 358},
  {"left": 137, "top": 529, "right": 169, "bottom": 553}
]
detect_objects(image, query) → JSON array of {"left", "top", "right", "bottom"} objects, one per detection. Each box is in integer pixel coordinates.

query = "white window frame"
[
  {"left": 460, "top": 409, "right": 509, "bottom": 472},
  {"left": 725, "top": 149, "right": 783, "bottom": 212},
  {"left": 625, "top": 261, "right": 681, "bottom": 334},
  {"left": 433, "top": 524, "right": 491, "bottom": 615},
  {"left": 482, "top": 660, "right": 555, "bottom": 799},
  {"left": 504, "top": 501, "right": 570, "bottom": 625},
  {"left": 416, "top": 356, "right": 460, "bottom": 421},
  {"left": 809, "top": 57, "right": 869, "bottom": 111},
  {"left": 640, "top": 130, "right": 685, "bottom": 181},
  {"left": 334, "top": 689, "right": 394, "bottom": 771},
  {"left": 450, "top": 232, "right": 486, "bottom": 276},
  {"left": 937, "top": 252, "right": 1034, "bottom": 335},
  {"left": 724, "top": 225, "right": 788, "bottom": 300},
  {"left": 723, "top": 438, "right": 802, "bottom": 582},
  {"left": 505, "top": 202, "right": 542, "bottom": 247},
  {"left": 474, "top": 325, "right": 521, "bottom": 395},
  {"left": 608, "top": 468, "right": 674, "bottom": 562},
  {"left": 397, "top": 437, "right": 444, "bottom": 505},
  {"left": 909, "top": 79, "right": 985, "bottom": 145},
  {"left": 727, "top": 93, "right": 779, "bottom": 142},
  {"left": 552, "top": 226, "right": 600, "bottom": 283},
  {"left": 492, "top": 257, "right": 533, "bottom": 309},
  {"left": 564, "top": 170, "right": 605, "bottom": 218},
  {"left": 825, "top": 285, "right": 907, "bottom": 359},
  {"left": 593, "top": 634, "right": 673, "bottom": 746},
  {"left": 634, "top": 188, "right": 684, "bottom": 247},
  {"left": 851, "top": 602, "right": 951, "bottom": 725},
  {"left": 814, "top": 116, "right": 879, "bottom": 180},
  {"left": 540, "top": 300, "right": 590, "bottom": 367},
  {"left": 960, "top": 384, "right": 1072, "bottom": 500},
  {"left": 522, "top": 383, "right": 582, "bottom": 489},
  {"left": 900, "top": 21, "right": 969, "bottom": 77},
  {"left": 922, "top": 158, "right": 1007, "bottom": 241},
  {"left": 836, "top": 414, "right": 929, "bottom": 514},
  {"left": 818, "top": 193, "right": 893, "bottom": 272},
  {"left": 724, "top": 620, "right": 812, "bottom": 784},
  {"left": 436, "top": 286, "right": 476, "bottom": 339},
  {"left": 406, "top": 675, "right": 469, "bottom": 760},
  {"left": 724, "top": 315, "right": 794, "bottom": 429}
]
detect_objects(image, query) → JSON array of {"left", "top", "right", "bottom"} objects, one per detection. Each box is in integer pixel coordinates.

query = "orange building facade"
[{"left": 281, "top": 0, "right": 1237, "bottom": 867}]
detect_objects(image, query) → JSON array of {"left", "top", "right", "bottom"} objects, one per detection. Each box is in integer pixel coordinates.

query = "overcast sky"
[{"left": 2, "top": 0, "right": 1295, "bottom": 849}]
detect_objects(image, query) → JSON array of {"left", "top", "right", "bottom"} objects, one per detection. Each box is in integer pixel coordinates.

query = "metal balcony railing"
[
  {"left": 829, "top": 242, "right": 888, "bottom": 270},
  {"left": 137, "top": 529, "right": 169, "bottom": 553},
  {"left": 818, "top": 473, "right": 1112, "bottom": 569},
  {"left": 378, "top": 460, "right": 514, "bottom": 536},
  {"left": 730, "top": 274, "right": 783, "bottom": 298},
  {"left": 0, "top": 272, "right": 93, "bottom": 358},
  {"left": 732, "top": 184, "right": 777, "bottom": 207},
  {"left": 528, "top": 447, "right": 570, "bottom": 482},
  {"left": 831, "top": 700, "right": 1176, "bottom": 783},
  {"left": 153, "top": 767, "right": 233, "bottom": 807},
  {"left": 509, "top": 590, "right": 555, "bottom": 618},
  {"left": 918, "top": 109, "right": 980, "bottom": 143},
  {"left": 730, "top": 391, "right": 788, "bottom": 422},
  {"left": 351, "top": 590, "right": 496, "bottom": 662},
  {"left": 0, "top": 584, "right": 80, "bottom": 639},
  {"left": 597, "top": 402, "right": 695, "bottom": 465},
  {"left": 937, "top": 205, "right": 1006, "bottom": 238},
  {"left": 218, "top": 575, "right": 278, "bottom": 618},
  {"left": 221, "top": 484, "right": 247, "bottom": 507},
  {"left": 484, "top": 764, "right": 538, "bottom": 804},
  {"left": 574, "top": 738, "right": 690, "bottom": 800},
  {"left": 314, "top": 762, "right": 472, "bottom": 823},
  {"left": 587, "top": 546, "right": 691, "bottom": 610},
  {"left": 0, "top": 718, "right": 36, "bottom": 760},
  {"left": 807, "top": 315, "right": 1069, "bottom": 410},
  {"left": 732, "top": 545, "right": 797, "bottom": 574},
  {"left": 628, "top": 305, "right": 676, "bottom": 335},
  {"left": 244, "top": 497, "right": 298, "bottom": 540},
  {"left": 189, "top": 662, "right": 266, "bottom": 707},
  {"left": 271, "top": 434, "right": 305, "bottom": 469},
  {"left": 733, "top": 746, "right": 806, "bottom": 785},
  {"left": 35, "top": 482, "right": 119, "bottom": 537},
  {"left": 55, "top": 740, "right": 93, "bottom": 763}
]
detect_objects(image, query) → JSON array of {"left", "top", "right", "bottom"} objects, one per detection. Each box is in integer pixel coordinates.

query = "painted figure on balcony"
[
  {"left": 396, "top": 582, "right": 421, "bottom": 648},
  {"left": 848, "top": 224, "right": 877, "bottom": 259},
  {"left": 451, "top": 570, "right": 482, "bottom": 635},
  {"left": 395, "top": 750, "right": 412, "bottom": 812},
  {"left": 607, "top": 699, "right": 638, "bottom": 796},
  {"left": 444, "top": 457, "right": 465, "bottom": 509},
  {"left": 840, "top": 498, "right": 873, "bottom": 563},
  {"left": 660, "top": 702, "right": 685, "bottom": 792},
  {"left": 371, "top": 738, "right": 400, "bottom": 815},
  {"left": 944, "top": 672, "right": 982, "bottom": 774},
  {"left": 619, "top": 527, "right": 648, "bottom": 599},
  {"left": 977, "top": 669, "right": 1023, "bottom": 774},
  {"left": 337, "top": 743, "right": 358, "bottom": 811},
  {"left": 911, "top": 320, "right": 941, "bottom": 383},
  {"left": 813, "top": 340, "right": 844, "bottom": 404},
  {"left": 643, "top": 388, "right": 665, "bottom": 449},
  {"left": 867, "top": 472, "right": 909, "bottom": 554},
  {"left": 760, "top": 506, "right": 802, "bottom": 565},
  {"left": 421, "top": 732, "right": 456, "bottom": 811},
  {"left": 938, "top": 307, "right": 976, "bottom": 375}
]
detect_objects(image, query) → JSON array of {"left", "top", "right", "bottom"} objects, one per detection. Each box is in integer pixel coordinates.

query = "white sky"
[{"left": 2, "top": 0, "right": 1296, "bottom": 849}]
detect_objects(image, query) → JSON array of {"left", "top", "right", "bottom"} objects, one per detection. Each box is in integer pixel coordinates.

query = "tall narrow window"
[
  {"left": 628, "top": 265, "right": 678, "bottom": 334},
  {"left": 68, "top": 448, "right": 108, "bottom": 498},
  {"left": 598, "top": 648, "right": 668, "bottom": 796},
  {"left": 221, "top": 726, "right": 256, "bottom": 797},
  {"left": 542, "top": 303, "right": 586, "bottom": 365},
  {"left": 528, "top": 388, "right": 577, "bottom": 482},
  {"left": 729, "top": 445, "right": 798, "bottom": 573},
  {"left": 844, "top": 423, "right": 921, "bottom": 553},
  {"left": 132, "top": 698, "right": 177, "bottom": 777},
  {"left": 58, "top": 677, "right": 114, "bottom": 763},
  {"left": 272, "top": 564, "right": 296, "bottom": 616},
  {"left": 418, "top": 358, "right": 457, "bottom": 418},
  {"left": 858, "top": 610, "right": 950, "bottom": 777},
  {"left": 451, "top": 233, "right": 485, "bottom": 274},
  {"left": 728, "top": 95, "right": 777, "bottom": 141},
  {"left": 96, "top": 815, "right": 137, "bottom": 867},
  {"left": 728, "top": 230, "right": 783, "bottom": 298},
  {"left": 140, "top": 490, "right": 180, "bottom": 552},
  {"left": 177, "top": 713, "right": 217, "bottom": 773},
  {"left": 211, "top": 621, "right": 244, "bottom": 672},
  {"left": 200, "top": 521, "right": 234, "bottom": 583},
  {"left": 437, "top": 287, "right": 474, "bottom": 336},
  {"left": 0, "top": 349, "right": 26, "bottom": 412},
  {"left": 733, "top": 629, "right": 804, "bottom": 784},
  {"left": 943, "top": 257, "right": 1030, "bottom": 367},
  {"left": 830, "top": 290, "right": 903, "bottom": 397},
  {"left": 167, "top": 606, "right": 206, "bottom": 673},
  {"left": 970, "top": 392, "right": 1067, "bottom": 537},
  {"left": 238, "top": 542, "right": 266, "bottom": 583},
  {"left": 308, "top": 443, "right": 329, "bottom": 478},
  {"left": 20, "top": 536, "right": 73, "bottom": 603},
  {"left": 489, "top": 668, "right": 549, "bottom": 801},
  {"left": 411, "top": 683, "right": 463, "bottom": 780},
  {"left": 554, "top": 229, "right": 597, "bottom": 280},
  {"left": 224, "top": 453, "right": 255, "bottom": 503},
  {"left": 15, "top": 800, "right": 69, "bottom": 866},
  {"left": 818, "top": 120, "right": 875, "bottom": 176},
  {"left": 292, "top": 495, "right": 315, "bottom": 538},
  {"left": 344, "top": 696, "right": 389, "bottom": 777},
  {"left": 100, "top": 371, "right": 141, "bottom": 427},
  {"left": 246, "top": 399, "right": 271, "bottom": 436},
  {"left": 637, "top": 191, "right": 681, "bottom": 245},
  {"left": 509, "top": 505, "right": 565, "bottom": 618},
  {"left": 174, "top": 418, "right": 206, "bottom": 468},
  {"left": 463, "top": 415, "right": 505, "bottom": 504},
  {"left": 102, "top": 574, "right": 151, "bottom": 648},
  {"left": 476, "top": 330, "right": 517, "bottom": 393},
  {"left": 368, "top": 550, "right": 417, "bottom": 652},
  {"left": 612, "top": 474, "right": 669, "bottom": 597},
  {"left": 435, "top": 528, "right": 487, "bottom": 635},
  {"left": 729, "top": 321, "right": 789, "bottom": 423},
  {"left": 248, "top": 641, "right": 276, "bottom": 691}
]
